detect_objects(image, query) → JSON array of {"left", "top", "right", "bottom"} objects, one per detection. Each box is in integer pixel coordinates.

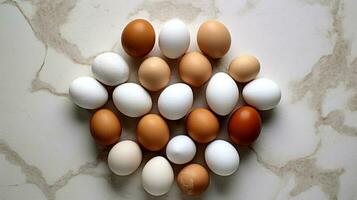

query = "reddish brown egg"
[
  {"left": 186, "top": 108, "right": 219, "bottom": 143},
  {"left": 136, "top": 114, "right": 170, "bottom": 151},
  {"left": 121, "top": 19, "right": 155, "bottom": 57},
  {"left": 228, "top": 106, "right": 261, "bottom": 146},
  {"left": 90, "top": 109, "right": 121, "bottom": 145},
  {"left": 177, "top": 164, "right": 210, "bottom": 196}
]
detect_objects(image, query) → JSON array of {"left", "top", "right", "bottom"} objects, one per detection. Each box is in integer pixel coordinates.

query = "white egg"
[
  {"left": 142, "top": 156, "right": 174, "bottom": 196},
  {"left": 69, "top": 76, "right": 108, "bottom": 109},
  {"left": 158, "top": 83, "right": 193, "bottom": 120},
  {"left": 159, "top": 19, "right": 190, "bottom": 59},
  {"left": 91, "top": 52, "right": 129, "bottom": 86},
  {"left": 112, "top": 83, "right": 152, "bottom": 117},
  {"left": 242, "top": 77, "right": 281, "bottom": 110},
  {"left": 206, "top": 72, "right": 239, "bottom": 115},
  {"left": 205, "top": 140, "right": 240, "bottom": 176},
  {"left": 108, "top": 140, "right": 142, "bottom": 176},
  {"left": 166, "top": 135, "right": 196, "bottom": 164}
]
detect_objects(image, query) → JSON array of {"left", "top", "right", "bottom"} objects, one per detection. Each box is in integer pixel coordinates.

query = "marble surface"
[{"left": 1, "top": 0, "right": 357, "bottom": 199}]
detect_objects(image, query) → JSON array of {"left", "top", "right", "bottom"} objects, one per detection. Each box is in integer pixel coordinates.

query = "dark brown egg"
[
  {"left": 186, "top": 108, "right": 219, "bottom": 143},
  {"left": 228, "top": 106, "right": 261, "bottom": 145},
  {"left": 121, "top": 19, "right": 155, "bottom": 57},
  {"left": 177, "top": 164, "right": 210, "bottom": 196},
  {"left": 90, "top": 109, "right": 121, "bottom": 145}
]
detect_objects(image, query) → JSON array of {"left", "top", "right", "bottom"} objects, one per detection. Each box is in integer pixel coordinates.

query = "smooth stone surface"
[{"left": 1, "top": 0, "right": 356, "bottom": 199}]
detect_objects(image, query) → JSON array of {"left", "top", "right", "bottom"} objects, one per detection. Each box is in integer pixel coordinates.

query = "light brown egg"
[
  {"left": 136, "top": 114, "right": 170, "bottom": 151},
  {"left": 121, "top": 19, "right": 155, "bottom": 57},
  {"left": 197, "top": 20, "right": 231, "bottom": 59},
  {"left": 90, "top": 109, "right": 121, "bottom": 145},
  {"left": 186, "top": 108, "right": 219, "bottom": 143},
  {"left": 179, "top": 52, "right": 212, "bottom": 87},
  {"left": 138, "top": 57, "right": 171, "bottom": 92},
  {"left": 228, "top": 55, "right": 260, "bottom": 83},
  {"left": 177, "top": 164, "right": 210, "bottom": 196}
]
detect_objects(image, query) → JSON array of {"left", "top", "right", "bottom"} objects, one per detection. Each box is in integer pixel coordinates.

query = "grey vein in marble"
[
  {"left": 291, "top": 0, "right": 357, "bottom": 137},
  {"left": 4, "top": 0, "right": 97, "bottom": 65},
  {"left": 0, "top": 140, "right": 109, "bottom": 200},
  {"left": 128, "top": 0, "right": 219, "bottom": 23}
]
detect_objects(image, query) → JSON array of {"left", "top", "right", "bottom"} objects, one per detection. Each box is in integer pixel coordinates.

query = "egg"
[
  {"left": 179, "top": 51, "right": 212, "bottom": 87},
  {"left": 228, "top": 106, "right": 261, "bottom": 145},
  {"left": 142, "top": 156, "right": 174, "bottom": 196},
  {"left": 186, "top": 108, "right": 219, "bottom": 143},
  {"left": 69, "top": 76, "right": 108, "bottom": 109},
  {"left": 112, "top": 83, "right": 152, "bottom": 117},
  {"left": 166, "top": 135, "right": 196, "bottom": 164},
  {"left": 108, "top": 140, "right": 142, "bottom": 176},
  {"left": 158, "top": 83, "right": 193, "bottom": 120},
  {"left": 242, "top": 78, "right": 281, "bottom": 110},
  {"left": 159, "top": 19, "right": 190, "bottom": 59},
  {"left": 137, "top": 114, "right": 170, "bottom": 151},
  {"left": 138, "top": 57, "right": 171, "bottom": 91},
  {"left": 197, "top": 20, "right": 231, "bottom": 58},
  {"left": 205, "top": 140, "right": 239, "bottom": 176},
  {"left": 90, "top": 109, "right": 121, "bottom": 145},
  {"left": 228, "top": 55, "right": 260, "bottom": 83},
  {"left": 177, "top": 164, "right": 210, "bottom": 196},
  {"left": 91, "top": 52, "right": 129, "bottom": 86},
  {"left": 121, "top": 19, "right": 155, "bottom": 57},
  {"left": 206, "top": 72, "right": 239, "bottom": 115}
]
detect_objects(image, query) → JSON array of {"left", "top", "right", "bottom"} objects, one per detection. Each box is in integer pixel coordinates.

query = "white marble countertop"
[{"left": 1, "top": 0, "right": 357, "bottom": 200}]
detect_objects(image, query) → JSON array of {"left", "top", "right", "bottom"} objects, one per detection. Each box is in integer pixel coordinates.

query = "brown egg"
[
  {"left": 137, "top": 114, "right": 170, "bottom": 151},
  {"left": 138, "top": 57, "right": 171, "bottom": 91},
  {"left": 177, "top": 164, "right": 210, "bottom": 196},
  {"left": 197, "top": 20, "right": 231, "bottom": 59},
  {"left": 179, "top": 52, "right": 212, "bottom": 87},
  {"left": 90, "top": 109, "right": 121, "bottom": 145},
  {"left": 186, "top": 108, "right": 219, "bottom": 143},
  {"left": 228, "top": 106, "right": 262, "bottom": 146},
  {"left": 229, "top": 55, "right": 260, "bottom": 83},
  {"left": 121, "top": 19, "right": 155, "bottom": 57}
]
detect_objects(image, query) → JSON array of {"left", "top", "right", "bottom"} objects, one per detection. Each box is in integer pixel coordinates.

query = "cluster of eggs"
[{"left": 69, "top": 18, "right": 281, "bottom": 196}]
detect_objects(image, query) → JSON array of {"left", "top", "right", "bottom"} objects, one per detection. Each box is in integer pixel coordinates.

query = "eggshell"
[
  {"left": 242, "top": 78, "right": 281, "bottom": 110},
  {"left": 159, "top": 19, "right": 190, "bottom": 59},
  {"left": 179, "top": 51, "right": 212, "bottom": 87},
  {"left": 108, "top": 140, "right": 142, "bottom": 176},
  {"left": 69, "top": 76, "right": 108, "bottom": 109},
  {"left": 197, "top": 20, "right": 231, "bottom": 58},
  {"left": 158, "top": 83, "right": 193, "bottom": 120},
  {"left": 166, "top": 135, "right": 196, "bottom": 164},
  {"left": 121, "top": 19, "right": 155, "bottom": 57},
  {"left": 186, "top": 108, "right": 219, "bottom": 143},
  {"left": 112, "top": 83, "right": 152, "bottom": 117},
  {"left": 205, "top": 140, "right": 239, "bottom": 176},
  {"left": 90, "top": 109, "right": 121, "bottom": 145},
  {"left": 177, "top": 164, "right": 210, "bottom": 196},
  {"left": 228, "top": 106, "right": 261, "bottom": 145},
  {"left": 91, "top": 52, "right": 129, "bottom": 86},
  {"left": 138, "top": 57, "right": 171, "bottom": 91},
  {"left": 137, "top": 114, "right": 170, "bottom": 151},
  {"left": 206, "top": 72, "right": 239, "bottom": 115},
  {"left": 228, "top": 55, "right": 260, "bottom": 83},
  {"left": 142, "top": 156, "right": 174, "bottom": 196}
]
